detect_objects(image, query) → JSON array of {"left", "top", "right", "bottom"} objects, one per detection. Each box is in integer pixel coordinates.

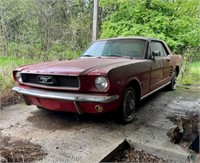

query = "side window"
[
  {"left": 149, "top": 42, "right": 167, "bottom": 57},
  {"left": 161, "top": 46, "right": 168, "bottom": 56}
]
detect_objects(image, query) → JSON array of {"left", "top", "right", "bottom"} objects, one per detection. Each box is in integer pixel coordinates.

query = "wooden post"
[{"left": 92, "top": 0, "right": 99, "bottom": 42}]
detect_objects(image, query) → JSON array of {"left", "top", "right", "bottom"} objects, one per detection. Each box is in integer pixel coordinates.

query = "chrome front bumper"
[{"left": 12, "top": 86, "right": 119, "bottom": 103}]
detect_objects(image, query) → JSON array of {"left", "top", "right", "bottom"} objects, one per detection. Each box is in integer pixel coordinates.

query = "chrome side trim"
[
  {"left": 12, "top": 86, "right": 119, "bottom": 103},
  {"left": 140, "top": 81, "right": 171, "bottom": 100}
]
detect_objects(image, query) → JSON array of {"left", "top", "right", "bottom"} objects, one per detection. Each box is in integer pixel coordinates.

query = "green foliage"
[
  {"left": 0, "top": 56, "right": 37, "bottom": 66},
  {"left": 48, "top": 44, "right": 81, "bottom": 60},
  {"left": 178, "top": 61, "right": 200, "bottom": 85},
  {"left": 0, "top": 56, "right": 37, "bottom": 90},
  {"left": 100, "top": 0, "right": 200, "bottom": 85},
  {"left": 100, "top": 0, "right": 200, "bottom": 54},
  {"left": 0, "top": 0, "right": 92, "bottom": 60}
]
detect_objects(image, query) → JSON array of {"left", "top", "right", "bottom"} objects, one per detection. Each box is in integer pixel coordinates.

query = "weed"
[
  {"left": 0, "top": 57, "right": 38, "bottom": 107},
  {"left": 178, "top": 61, "right": 200, "bottom": 85}
]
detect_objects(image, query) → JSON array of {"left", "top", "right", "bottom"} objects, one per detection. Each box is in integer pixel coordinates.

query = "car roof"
[
  {"left": 96, "top": 36, "right": 162, "bottom": 42},
  {"left": 93, "top": 36, "right": 172, "bottom": 54}
]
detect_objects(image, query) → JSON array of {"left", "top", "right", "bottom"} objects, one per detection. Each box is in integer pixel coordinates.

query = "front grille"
[{"left": 21, "top": 74, "right": 79, "bottom": 88}]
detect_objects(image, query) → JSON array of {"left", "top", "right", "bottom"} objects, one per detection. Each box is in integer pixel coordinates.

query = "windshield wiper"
[
  {"left": 106, "top": 54, "right": 135, "bottom": 59},
  {"left": 106, "top": 54, "right": 123, "bottom": 57},
  {"left": 81, "top": 55, "right": 94, "bottom": 57}
]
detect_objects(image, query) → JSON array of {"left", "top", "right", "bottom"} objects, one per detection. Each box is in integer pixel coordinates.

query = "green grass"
[
  {"left": 178, "top": 61, "right": 200, "bottom": 85},
  {"left": 0, "top": 56, "right": 38, "bottom": 90},
  {"left": 190, "top": 61, "right": 200, "bottom": 73},
  {"left": 0, "top": 56, "right": 40, "bottom": 107},
  {"left": 0, "top": 56, "right": 35, "bottom": 66}
]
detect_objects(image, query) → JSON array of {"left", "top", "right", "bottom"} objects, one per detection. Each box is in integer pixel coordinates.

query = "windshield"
[{"left": 81, "top": 39, "right": 146, "bottom": 58}]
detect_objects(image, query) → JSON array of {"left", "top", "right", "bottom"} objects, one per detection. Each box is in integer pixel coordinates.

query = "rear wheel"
[{"left": 118, "top": 87, "right": 136, "bottom": 123}]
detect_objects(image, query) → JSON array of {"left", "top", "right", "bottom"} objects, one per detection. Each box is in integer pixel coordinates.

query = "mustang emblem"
[{"left": 37, "top": 76, "right": 54, "bottom": 84}]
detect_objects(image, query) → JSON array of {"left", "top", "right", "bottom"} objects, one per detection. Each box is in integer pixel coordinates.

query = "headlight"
[
  {"left": 15, "top": 72, "right": 22, "bottom": 82},
  {"left": 95, "top": 76, "right": 108, "bottom": 91}
]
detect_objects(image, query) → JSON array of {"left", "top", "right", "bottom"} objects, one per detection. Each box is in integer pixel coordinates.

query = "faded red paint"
[{"left": 12, "top": 37, "right": 183, "bottom": 114}]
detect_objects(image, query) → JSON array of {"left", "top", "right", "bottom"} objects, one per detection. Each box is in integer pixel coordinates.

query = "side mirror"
[
  {"left": 152, "top": 50, "right": 161, "bottom": 57},
  {"left": 152, "top": 50, "right": 161, "bottom": 59}
]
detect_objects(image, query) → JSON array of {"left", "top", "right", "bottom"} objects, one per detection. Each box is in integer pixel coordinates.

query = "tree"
[
  {"left": 100, "top": 0, "right": 200, "bottom": 54},
  {"left": 0, "top": 0, "right": 94, "bottom": 59}
]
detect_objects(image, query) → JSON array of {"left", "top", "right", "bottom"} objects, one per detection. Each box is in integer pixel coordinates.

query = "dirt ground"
[
  {"left": 0, "top": 87, "right": 199, "bottom": 162},
  {"left": 113, "top": 112, "right": 200, "bottom": 163},
  {"left": 114, "top": 148, "right": 170, "bottom": 162},
  {"left": 0, "top": 135, "right": 46, "bottom": 162}
]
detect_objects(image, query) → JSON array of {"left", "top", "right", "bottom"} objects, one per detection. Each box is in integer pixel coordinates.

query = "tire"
[
  {"left": 37, "top": 106, "right": 45, "bottom": 109},
  {"left": 37, "top": 106, "right": 49, "bottom": 111},
  {"left": 167, "top": 71, "right": 177, "bottom": 90},
  {"left": 118, "top": 87, "right": 137, "bottom": 123}
]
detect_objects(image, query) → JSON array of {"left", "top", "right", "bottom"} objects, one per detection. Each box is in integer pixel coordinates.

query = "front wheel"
[
  {"left": 167, "top": 71, "right": 177, "bottom": 90},
  {"left": 118, "top": 87, "right": 137, "bottom": 123}
]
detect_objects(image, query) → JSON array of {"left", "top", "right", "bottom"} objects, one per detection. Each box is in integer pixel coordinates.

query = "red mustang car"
[{"left": 12, "top": 37, "right": 182, "bottom": 123}]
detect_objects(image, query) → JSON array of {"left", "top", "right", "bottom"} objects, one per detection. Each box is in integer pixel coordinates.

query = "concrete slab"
[{"left": 0, "top": 87, "right": 199, "bottom": 162}]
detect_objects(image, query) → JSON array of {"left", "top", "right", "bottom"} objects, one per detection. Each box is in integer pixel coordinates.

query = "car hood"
[{"left": 17, "top": 57, "right": 144, "bottom": 76}]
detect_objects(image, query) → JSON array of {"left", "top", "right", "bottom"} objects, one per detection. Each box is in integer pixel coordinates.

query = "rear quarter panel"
[{"left": 170, "top": 54, "right": 183, "bottom": 75}]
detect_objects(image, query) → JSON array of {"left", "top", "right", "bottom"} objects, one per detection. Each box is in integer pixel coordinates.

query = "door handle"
[{"left": 166, "top": 56, "right": 171, "bottom": 61}]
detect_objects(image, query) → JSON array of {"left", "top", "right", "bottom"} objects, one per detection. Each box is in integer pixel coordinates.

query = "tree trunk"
[{"left": 0, "top": 5, "right": 8, "bottom": 56}]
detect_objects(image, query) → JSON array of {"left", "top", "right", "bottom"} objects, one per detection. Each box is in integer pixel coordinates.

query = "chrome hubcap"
[
  {"left": 173, "top": 74, "right": 177, "bottom": 89},
  {"left": 124, "top": 89, "right": 135, "bottom": 118}
]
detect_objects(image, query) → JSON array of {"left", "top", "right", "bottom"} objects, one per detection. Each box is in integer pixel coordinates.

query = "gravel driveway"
[{"left": 0, "top": 87, "right": 200, "bottom": 162}]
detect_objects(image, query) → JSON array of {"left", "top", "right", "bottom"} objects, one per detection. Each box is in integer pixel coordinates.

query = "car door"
[
  {"left": 148, "top": 41, "right": 171, "bottom": 91},
  {"left": 161, "top": 43, "right": 172, "bottom": 83}
]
